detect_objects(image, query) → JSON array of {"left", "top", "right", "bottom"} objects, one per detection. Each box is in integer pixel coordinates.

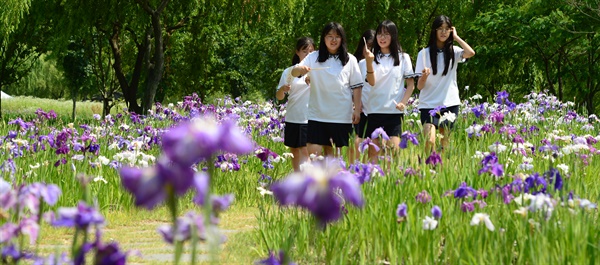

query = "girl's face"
[
  {"left": 436, "top": 23, "right": 452, "bottom": 43},
  {"left": 296, "top": 44, "right": 314, "bottom": 62},
  {"left": 324, "top": 29, "right": 342, "bottom": 54},
  {"left": 376, "top": 29, "right": 391, "bottom": 50}
]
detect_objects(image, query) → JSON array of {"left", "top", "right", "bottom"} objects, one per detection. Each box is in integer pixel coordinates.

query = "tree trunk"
[
  {"left": 142, "top": 12, "right": 165, "bottom": 113},
  {"left": 108, "top": 22, "right": 147, "bottom": 114},
  {"left": 71, "top": 93, "right": 77, "bottom": 122}
]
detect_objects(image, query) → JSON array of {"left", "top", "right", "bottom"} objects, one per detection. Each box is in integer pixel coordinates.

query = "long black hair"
[
  {"left": 317, "top": 22, "right": 349, "bottom": 66},
  {"left": 427, "top": 15, "right": 455, "bottom": 76},
  {"left": 292, "top": 37, "right": 315, "bottom": 65},
  {"left": 374, "top": 20, "right": 403, "bottom": 66},
  {"left": 353, "top": 29, "right": 375, "bottom": 61}
]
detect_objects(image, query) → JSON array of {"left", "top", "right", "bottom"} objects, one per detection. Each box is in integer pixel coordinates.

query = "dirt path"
[{"left": 37, "top": 206, "right": 260, "bottom": 264}]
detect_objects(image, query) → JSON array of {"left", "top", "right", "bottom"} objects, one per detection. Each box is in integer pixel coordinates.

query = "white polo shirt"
[
  {"left": 297, "top": 51, "right": 363, "bottom": 124},
  {"left": 415, "top": 46, "right": 464, "bottom": 109},
  {"left": 358, "top": 59, "right": 370, "bottom": 115},
  {"left": 276, "top": 66, "right": 310, "bottom": 124},
  {"left": 365, "top": 53, "right": 414, "bottom": 114}
]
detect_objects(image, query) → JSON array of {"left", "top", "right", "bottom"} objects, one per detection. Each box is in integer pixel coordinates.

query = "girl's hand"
[
  {"left": 363, "top": 37, "right": 374, "bottom": 62},
  {"left": 305, "top": 76, "right": 310, "bottom": 85},
  {"left": 280, "top": 84, "right": 291, "bottom": 93},
  {"left": 452, "top": 27, "right": 459, "bottom": 39},
  {"left": 422, "top": 67, "right": 431, "bottom": 77},
  {"left": 395, "top": 102, "right": 406, "bottom": 111},
  {"left": 296, "top": 65, "right": 311, "bottom": 76}
]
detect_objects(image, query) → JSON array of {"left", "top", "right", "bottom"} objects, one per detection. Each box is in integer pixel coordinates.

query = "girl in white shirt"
[
  {"left": 276, "top": 37, "right": 315, "bottom": 171},
  {"left": 415, "top": 15, "right": 475, "bottom": 153},
  {"left": 364, "top": 20, "right": 416, "bottom": 163},
  {"left": 292, "top": 22, "right": 363, "bottom": 157}
]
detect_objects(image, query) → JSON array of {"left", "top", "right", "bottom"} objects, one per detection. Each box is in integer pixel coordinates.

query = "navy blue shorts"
[
  {"left": 366, "top": 113, "right": 404, "bottom": 138},
  {"left": 419, "top": 105, "right": 459, "bottom": 129},
  {"left": 307, "top": 120, "right": 352, "bottom": 147},
  {"left": 353, "top": 112, "right": 368, "bottom": 138},
  {"left": 284, "top": 122, "right": 308, "bottom": 148}
]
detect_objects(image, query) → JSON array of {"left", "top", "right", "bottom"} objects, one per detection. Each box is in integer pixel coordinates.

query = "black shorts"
[
  {"left": 366, "top": 113, "right": 404, "bottom": 138},
  {"left": 420, "top": 105, "right": 459, "bottom": 129},
  {"left": 307, "top": 120, "right": 352, "bottom": 147},
  {"left": 353, "top": 112, "right": 368, "bottom": 138},
  {"left": 284, "top": 122, "right": 308, "bottom": 148}
]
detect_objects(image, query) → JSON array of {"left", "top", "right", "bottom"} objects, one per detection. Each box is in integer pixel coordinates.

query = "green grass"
[
  {"left": 1, "top": 96, "right": 125, "bottom": 121},
  {"left": 1, "top": 95, "right": 599, "bottom": 264}
]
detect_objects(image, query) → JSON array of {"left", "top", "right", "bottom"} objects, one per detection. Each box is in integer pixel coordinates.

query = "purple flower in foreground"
[
  {"left": 429, "top": 105, "right": 446, "bottom": 117},
  {"left": 52, "top": 201, "right": 104, "bottom": 229},
  {"left": 256, "top": 250, "right": 296, "bottom": 265},
  {"left": 370, "top": 127, "right": 389, "bottom": 141},
  {"left": 161, "top": 116, "right": 253, "bottom": 167},
  {"left": 271, "top": 159, "right": 363, "bottom": 225},
  {"left": 432, "top": 205, "right": 442, "bottom": 219},
  {"left": 358, "top": 138, "right": 380, "bottom": 153},
  {"left": 399, "top": 131, "right": 419, "bottom": 149},
  {"left": 120, "top": 157, "right": 209, "bottom": 209},
  {"left": 396, "top": 203, "right": 408, "bottom": 222},
  {"left": 158, "top": 211, "right": 205, "bottom": 244},
  {"left": 544, "top": 168, "right": 563, "bottom": 191}
]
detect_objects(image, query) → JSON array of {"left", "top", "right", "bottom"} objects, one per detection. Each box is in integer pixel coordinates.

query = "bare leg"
[
  {"left": 290, "top": 147, "right": 309, "bottom": 172},
  {"left": 348, "top": 136, "right": 362, "bottom": 163},
  {"left": 439, "top": 127, "right": 450, "bottom": 151},
  {"left": 307, "top": 143, "right": 323, "bottom": 157},
  {"left": 323, "top": 145, "right": 335, "bottom": 157},
  {"left": 423, "top": 123, "right": 437, "bottom": 154},
  {"left": 369, "top": 138, "right": 381, "bottom": 164}
]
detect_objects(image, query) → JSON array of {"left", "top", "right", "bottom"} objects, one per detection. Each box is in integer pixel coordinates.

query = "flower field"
[{"left": 0, "top": 91, "right": 598, "bottom": 264}]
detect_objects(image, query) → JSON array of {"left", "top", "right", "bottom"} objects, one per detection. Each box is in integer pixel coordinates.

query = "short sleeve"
[
  {"left": 358, "top": 60, "right": 367, "bottom": 81},
  {"left": 401, "top": 53, "right": 414, "bottom": 78},
  {"left": 276, "top": 67, "right": 292, "bottom": 91},
  {"left": 454, "top": 46, "right": 466, "bottom": 63},
  {"left": 348, "top": 57, "right": 363, "bottom": 90},
  {"left": 298, "top": 51, "right": 317, "bottom": 68},
  {"left": 414, "top": 48, "right": 427, "bottom": 78}
]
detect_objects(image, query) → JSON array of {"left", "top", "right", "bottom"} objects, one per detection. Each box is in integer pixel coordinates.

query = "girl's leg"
[
  {"left": 307, "top": 143, "right": 323, "bottom": 157},
  {"left": 298, "top": 146, "right": 308, "bottom": 169},
  {"left": 348, "top": 136, "right": 362, "bottom": 163},
  {"left": 323, "top": 145, "right": 335, "bottom": 157},
  {"left": 369, "top": 138, "right": 381, "bottom": 164},
  {"left": 439, "top": 127, "right": 450, "bottom": 151},
  {"left": 290, "top": 147, "right": 301, "bottom": 172},
  {"left": 423, "top": 123, "right": 437, "bottom": 153}
]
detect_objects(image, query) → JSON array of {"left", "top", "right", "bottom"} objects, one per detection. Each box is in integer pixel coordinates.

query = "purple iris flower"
[
  {"left": 453, "top": 182, "right": 477, "bottom": 199},
  {"left": 358, "top": 138, "right": 380, "bottom": 153},
  {"left": 350, "top": 162, "right": 384, "bottom": 184},
  {"left": 158, "top": 211, "right": 205, "bottom": 244},
  {"left": 524, "top": 173, "right": 547, "bottom": 194},
  {"left": 370, "top": 127, "right": 389, "bottom": 140},
  {"left": 460, "top": 201, "right": 475, "bottom": 212},
  {"left": 471, "top": 104, "right": 486, "bottom": 118},
  {"left": 93, "top": 242, "right": 127, "bottom": 265},
  {"left": 478, "top": 153, "right": 504, "bottom": 177},
  {"left": 256, "top": 147, "right": 278, "bottom": 162},
  {"left": 120, "top": 159, "right": 209, "bottom": 209},
  {"left": 271, "top": 159, "right": 363, "bottom": 225},
  {"left": 161, "top": 116, "right": 253, "bottom": 167},
  {"left": 256, "top": 250, "right": 296, "bottom": 265},
  {"left": 212, "top": 194, "right": 234, "bottom": 213},
  {"left": 52, "top": 201, "right": 104, "bottom": 229},
  {"left": 429, "top": 105, "right": 446, "bottom": 117},
  {"left": 431, "top": 205, "right": 442, "bottom": 219},
  {"left": 489, "top": 111, "right": 504, "bottom": 124},
  {"left": 496, "top": 90, "right": 509, "bottom": 104},
  {"left": 544, "top": 168, "right": 563, "bottom": 191},
  {"left": 425, "top": 152, "right": 442, "bottom": 166},
  {"left": 396, "top": 203, "right": 408, "bottom": 222},
  {"left": 399, "top": 131, "right": 419, "bottom": 149},
  {"left": 415, "top": 190, "right": 431, "bottom": 204}
]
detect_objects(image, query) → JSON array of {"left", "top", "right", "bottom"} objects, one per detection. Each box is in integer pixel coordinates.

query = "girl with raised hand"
[
  {"left": 349, "top": 29, "right": 375, "bottom": 162},
  {"left": 276, "top": 37, "right": 315, "bottom": 171},
  {"left": 291, "top": 22, "right": 363, "bottom": 158},
  {"left": 415, "top": 15, "right": 475, "bottom": 153},
  {"left": 363, "top": 20, "right": 415, "bottom": 163}
]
